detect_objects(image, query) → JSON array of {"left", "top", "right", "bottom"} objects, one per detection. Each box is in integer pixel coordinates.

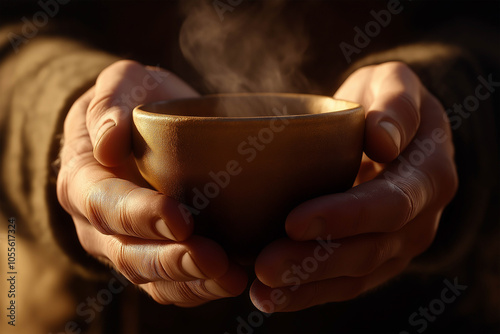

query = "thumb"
[
  {"left": 87, "top": 60, "right": 199, "bottom": 167},
  {"left": 363, "top": 62, "right": 422, "bottom": 163}
]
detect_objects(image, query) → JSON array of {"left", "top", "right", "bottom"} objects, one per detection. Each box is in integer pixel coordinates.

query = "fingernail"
[
  {"left": 155, "top": 219, "right": 176, "bottom": 240},
  {"left": 95, "top": 119, "right": 116, "bottom": 146},
  {"left": 379, "top": 121, "right": 401, "bottom": 153},
  {"left": 205, "top": 280, "right": 233, "bottom": 297},
  {"left": 181, "top": 252, "right": 206, "bottom": 278},
  {"left": 301, "top": 217, "right": 326, "bottom": 240}
]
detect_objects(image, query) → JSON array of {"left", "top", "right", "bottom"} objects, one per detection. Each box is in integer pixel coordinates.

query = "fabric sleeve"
[{"left": 0, "top": 22, "right": 120, "bottom": 278}]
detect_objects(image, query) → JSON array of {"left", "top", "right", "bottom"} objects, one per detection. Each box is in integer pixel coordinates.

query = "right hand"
[{"left": 56, "top": 60, "right": 247, "bottom": 306}]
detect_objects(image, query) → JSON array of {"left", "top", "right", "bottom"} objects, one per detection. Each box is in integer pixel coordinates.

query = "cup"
[{"left": 132, "top": 93, "right": 364, "bottom": 262}]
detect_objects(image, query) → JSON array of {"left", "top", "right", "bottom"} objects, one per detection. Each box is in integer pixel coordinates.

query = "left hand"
[
  {"left": 57, "top": 61, "right": 247, "bottom": 307},
  {"left": 249, "top": 62, "right": 458, "bottom": 312}
]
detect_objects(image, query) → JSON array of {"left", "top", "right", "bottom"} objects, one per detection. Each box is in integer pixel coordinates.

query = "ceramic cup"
[{"left": 132, "top": 93, "right": 364, "bottom": 262}]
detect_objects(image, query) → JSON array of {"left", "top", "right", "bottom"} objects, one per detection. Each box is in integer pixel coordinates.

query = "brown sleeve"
[{"left": 0, "top": 22, "right": 120, "bottom": 278}]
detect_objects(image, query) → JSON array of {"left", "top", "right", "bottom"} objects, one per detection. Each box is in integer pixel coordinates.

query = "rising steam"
[{"left": 179, "top": 0, "right": 312, "bottom": 95}]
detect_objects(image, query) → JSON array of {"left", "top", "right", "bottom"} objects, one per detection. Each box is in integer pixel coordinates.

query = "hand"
[
  {"left": 57, "top": 60, "right": 247, "bottom": 307},
  {"left": 250, "top": 61, "right": 458, "bottom": 312}
]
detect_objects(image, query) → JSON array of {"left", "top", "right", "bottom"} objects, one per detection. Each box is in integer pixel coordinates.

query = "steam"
[{"left": 179, "top": 0, "right": 311, "bottom": 95}]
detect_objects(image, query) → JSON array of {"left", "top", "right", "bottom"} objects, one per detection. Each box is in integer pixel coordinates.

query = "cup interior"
[{"left": 139, "top": 93, "right": 360, "bottom": 118}]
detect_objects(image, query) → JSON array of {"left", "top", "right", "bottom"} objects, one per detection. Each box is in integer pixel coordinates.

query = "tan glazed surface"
[{"left": 132, "top": 93, "right": 364, "bottom": 261}]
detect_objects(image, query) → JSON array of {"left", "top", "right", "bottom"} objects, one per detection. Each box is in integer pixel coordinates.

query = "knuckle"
[
  {"left": 392, "top": 174, "right": 426, "bottom": 222},
  {"left": 72, "top": 90, "right": 94, "bottom": 111},
  {"left": 350, "top": 65, "right": 375, "bottom": 78},
  {"left": 171, "top": 281, "right": 206, "bottom": 305},
  {"left": 152, "top": 253, "right": 175, "bottom": 281},
  {"left": 393, "top": 206, "right": 410, "bottom": 232},
  {"left": 378, "top": 61, "right": 421, "bottom": 119},
  {"left": 147, "top": 282, "right": 208, "bottom": 306},
  {"left": 86, "top": 95, "right": 117, "bottom": 131},
  {"left": 87, "top": 94, "right": 108, "bottom": 118},
  {"left": 390, "top": 214, "right": 409, "bottom": 234},
  {"left": 56, "top": 156, "right": 89, "bottom": 214},
  {"left": 83, "top": 182, "right": 113, "bottom": 235},
  {"left": 116, "top": 187, "right": 157, "bottom": 238},
  {"left": 109, "top": 240, "right": 145, "bottom": 285},
  {"left": 381, "top": 61, "right": 419, "bottom": 84},
  {"left": 187, "top": 281, "right": 212, "bottom": 302},
  {"left": 378, "top": 61, "right": 418, "bottom": 88},
  {"left": 117, "top": 188, "right": 140, "bottom": 236},
  {"left": 56, "top": 170, "right": 71, "bottom": 212},
  {"left": 390, "top": 90, "right": 421, "bottom": 125},
  {"left": 388, "top": 191, "right": 411, "bottom": 232},
  {"left": 97, "top": 60, "right": 141, "bottom": 85},
  {"left": 108, "top": 59, "right": 142, "bottom": 73},
  {"left": 384, "top": 61, "right": 412, "bottom": 74},
  {"left": 174, "top": 283, "right": 201, "bottom": 304},
  {"left": 146, "top": 284, "right": 173, "bottom": 305},
  {"left": 64, "top": 93, "right": 93, "bottom": 134},
  {"left": 60, "top": 141, "right": 93, "bottom": 171}
]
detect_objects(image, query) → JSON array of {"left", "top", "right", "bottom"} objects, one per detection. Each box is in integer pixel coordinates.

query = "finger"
[
  {"left": 287, "top": 153, "right": 455, "bottom": 240},
  {"left": 254, "top": 234, "right": 403, "bottom": 288},
  {"left": 250, "top": 258, "right": 409, "bottom": 313},
  {"left": 59, "top": 157, "right": 193, "bottom": 240},
  {"left": 57, "top": 84, "right": 193, "bottom": 241},
  {"left": 285, "top": 174, "right": 428, "bottom": 241},
  {"left": 142, "top": 263, "right": 248, "bottom": 306},
  {"left": 286, "top": 94, "right": 456, "bottom": 241},
  {"left": 334, "top": 62, "right": 423, "bottom": 162},
  {"left": 74, "top": 221, "right": 228, "bottom": 284},
  {"left": 87, "top": 60, "right": 199, "bottom": 166},
  {"left": 59, "top": 87, "right": 96, "bottom": 166},
  {"left": 364, "top": 62, "right": 423, "bottom": 162}
]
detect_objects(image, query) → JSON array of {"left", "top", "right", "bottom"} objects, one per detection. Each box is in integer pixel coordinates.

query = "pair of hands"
[{"left": 57, "top": 60, "right": 457, "bottom": 311}]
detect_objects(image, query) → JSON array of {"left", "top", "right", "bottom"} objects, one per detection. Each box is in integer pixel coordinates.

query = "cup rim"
[{"left": 133, "top": 93, "right": 362, "bottom": 122}]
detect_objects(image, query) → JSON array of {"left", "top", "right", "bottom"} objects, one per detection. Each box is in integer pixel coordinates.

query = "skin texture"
[
  {"left": 250, "top": 61, "right": 458, "bottom": 312},
  {"left": 57, "top": 60, "right": 248, "bottom": 307},
  {"left": 57, "top": 60, "right": 457, "bottom": 310}
]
